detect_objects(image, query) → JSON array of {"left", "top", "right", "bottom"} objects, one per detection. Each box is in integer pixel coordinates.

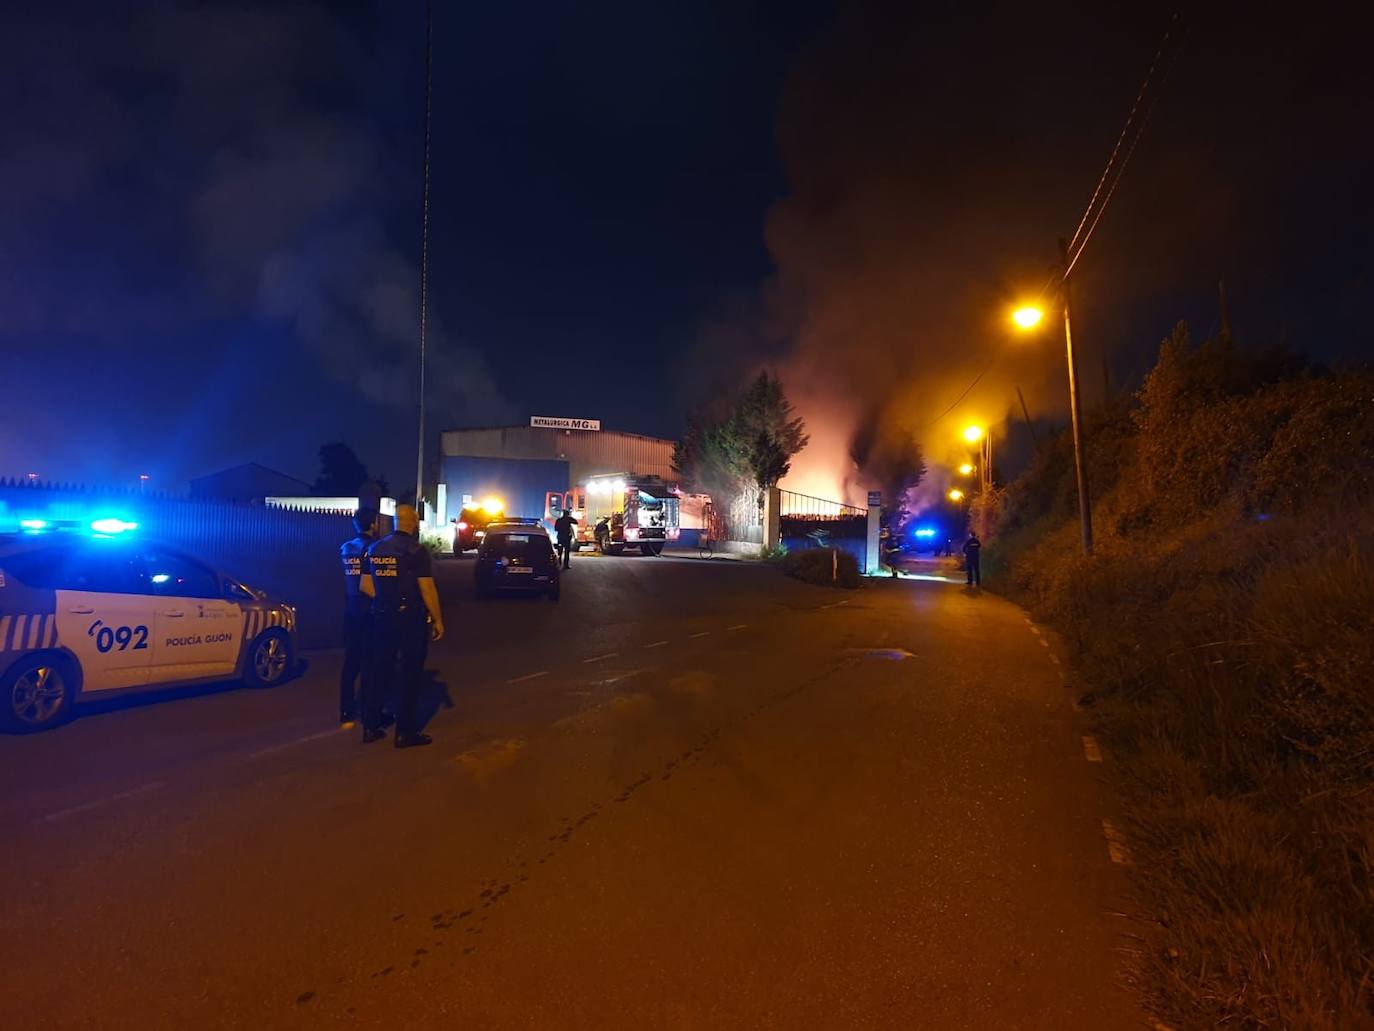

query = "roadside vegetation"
[
  {"left": 990, "top": 325, "right": 1374, "bottom": 1028},
  {"left": 773, "top": 547, "right": 861, "bottom": 588}
]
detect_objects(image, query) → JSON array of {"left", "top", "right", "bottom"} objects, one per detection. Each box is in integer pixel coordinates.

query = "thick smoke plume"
[{"left": 701, "top": 3, "right": 1374, "bottom": 510}]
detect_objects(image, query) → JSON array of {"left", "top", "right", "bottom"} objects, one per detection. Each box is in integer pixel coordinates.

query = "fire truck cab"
[{"left": 543, "top": 475, "right": 680, "bottom": 556}]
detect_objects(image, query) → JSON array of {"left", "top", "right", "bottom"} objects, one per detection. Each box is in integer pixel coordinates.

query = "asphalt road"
[{"left": 1, "top": 552, "right": 1140, "bottom": 1029}]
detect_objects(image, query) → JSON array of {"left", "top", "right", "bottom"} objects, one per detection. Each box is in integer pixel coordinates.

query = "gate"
[{"left": 777, "top": 490, "right": 868, "bottom": 569}]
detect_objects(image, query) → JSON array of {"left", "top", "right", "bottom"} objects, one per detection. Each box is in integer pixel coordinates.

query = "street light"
[
  {"left": 961, "top": 425, "right": 984, "bottom": 444},
  {"left": 957, "top": 463, "right": 974, "bottom": 476},
  {"left": 947, "top": 488, "right": 964, "bottom": 502},
  {"left": 1011, "top": 243, "right": 1094, "bottom": 557}
]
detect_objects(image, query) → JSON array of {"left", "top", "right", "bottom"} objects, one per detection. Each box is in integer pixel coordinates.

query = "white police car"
[{"left": 0, "top": 523, "right": 297, "bottom": 733}]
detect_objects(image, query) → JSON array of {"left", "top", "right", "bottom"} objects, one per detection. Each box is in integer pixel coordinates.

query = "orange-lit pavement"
[{"left": 1, "top": 556, "right": 1140, "bottom": 1028}]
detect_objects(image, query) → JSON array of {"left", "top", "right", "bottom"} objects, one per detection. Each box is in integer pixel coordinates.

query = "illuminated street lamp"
[
  {"left": 961, "top": 424, "right": 984, "bottom": 444},
  {"left": 957, "top": 463, "right": 974, "bottom": 476},
  {"left": 947, "top": 488, "right": 964, "bottom": 502},
  {"left": 1011, "top": 246, "right": 1094, "bottom": 557}
]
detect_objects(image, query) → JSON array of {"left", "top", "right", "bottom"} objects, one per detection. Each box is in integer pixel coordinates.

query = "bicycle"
[{"left": 698, "top": 535, "right": 715, "bottom": 560}]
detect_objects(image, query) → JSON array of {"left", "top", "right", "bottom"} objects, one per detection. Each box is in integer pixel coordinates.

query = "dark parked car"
[{"left": 474, "top": 523, "right": 560, "bottom": 601}]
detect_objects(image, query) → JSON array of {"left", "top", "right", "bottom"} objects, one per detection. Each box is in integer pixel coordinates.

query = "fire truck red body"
[{"left": 542, "top": 474, "right": 681, "bottom": 555}]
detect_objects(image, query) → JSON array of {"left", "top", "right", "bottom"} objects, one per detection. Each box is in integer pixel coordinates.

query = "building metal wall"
[
  {"left": 440, "top": 455, "right": 568, "bottom": 523},
  {"left": 440, "top": 427, "right": 676, "bottom": 486}
]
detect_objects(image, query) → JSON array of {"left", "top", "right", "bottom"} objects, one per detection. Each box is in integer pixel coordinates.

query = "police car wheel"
[
  {"left": 244, "top": 630, "right": 292, "bottom": 689},
  {"left": 1, "top": 653, "right": 76, "bottom": 733}
]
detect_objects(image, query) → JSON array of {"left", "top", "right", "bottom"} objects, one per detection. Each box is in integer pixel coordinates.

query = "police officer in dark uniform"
[
  {"left": 360, "top": 505, "right": 444, "bottom": 747},
  {"left": 963, "top": 531, "right": 983, "bottom": 586},
  {"left": 553, "top": 508, "right": 577, "bottom": 569},
  {"left": 338, "top": 508, "right": 379, "bottom": 727}
]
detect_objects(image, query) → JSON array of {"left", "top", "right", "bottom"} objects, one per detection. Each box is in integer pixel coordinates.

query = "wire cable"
[
  {"left": 1065, "top": 14, "right": 1180, "bottom": 257},
  {"left": 1065, "top": 16, "right": 1187, "bottom": 278},
  {"left": 921, "top": 358, "right": 996, "bottom": 431}
]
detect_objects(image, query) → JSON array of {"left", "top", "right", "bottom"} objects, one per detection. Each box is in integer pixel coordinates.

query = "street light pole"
[
  {"left": 1058, "top": 237, "right": 1094, "bottom": 556},
  {"left": 414, "top": 0, "right": 434, "bottom": 514}
]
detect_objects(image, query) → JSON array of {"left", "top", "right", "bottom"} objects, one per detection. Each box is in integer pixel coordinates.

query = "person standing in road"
[
  {"left": 553, "top": 508, "right": 577, "bottom": 569},
  {"left": 360, "top": 505, "right": 444, "bottom": 748},
  {"left": 963, "top": 531, "right": 983, "bottom": 586},
  {"left": 338, "top": 507, "right": 379, "bottom": 728}
]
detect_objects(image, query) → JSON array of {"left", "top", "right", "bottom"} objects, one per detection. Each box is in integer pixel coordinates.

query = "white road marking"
[
  {"left": 588, "top": 668, "right": 645, "bottom": 686},
  {"left": 506, "top": 671, "right": 549, "bottom": 684},
  {"left": 1030, "top": 626, "right": 1042, "bottom": 636},
  {"left": 726, "top": 624, "right": 748, "bottom": 631},
  {"left": 248, "top": 728, "right": 339, "bottom": 759},
  {"left": 1102, "top": 820, "right": 1132, "bottom": 865},
  {"left": 1082, "top": 735, "right": 1104, "bottom": 762},
  {"left": 582, "top": 652, "right": 618, "bottom": 664},
  {"left": 819, "top": 600, "right": 850, "bottom": 610},
  {"left": 1038, "top": 638, "right": 1050, "bottom": 648},
  {"left": 39, "top": 781, "right": 167, "bottom": 824},
  {"left": 1048, "top": 654, "right": 1061, "bottom": 665},
  {"left": 688, "top": 631, "right": 711, "bottom": 639},
  {"left": 643, "top": 640, "right": 669, "bottom": 649}
]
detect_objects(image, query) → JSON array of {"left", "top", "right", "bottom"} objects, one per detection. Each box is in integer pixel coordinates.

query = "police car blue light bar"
[
  {"left": 90, "top": 518, "right": 139, "bottom": 535},
  {"left": 19, "top": 519, "right": 47, "bottom": 530},
  {"left": 914, "top": 527, "right": 937, "bottom": 538}
]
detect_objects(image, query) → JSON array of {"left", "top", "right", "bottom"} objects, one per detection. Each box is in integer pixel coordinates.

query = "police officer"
[
  {"left": 359, "top": 505, "right": 445, "bottom": 748},
  {"left": 338, "top": 507, "right": 379, "bottom": 727},
  {"left": 963, "top": 530, "right": 983, "bottom": 586},
  {"left": 553, "top": 508, "right": 577, "bottom": 569}
]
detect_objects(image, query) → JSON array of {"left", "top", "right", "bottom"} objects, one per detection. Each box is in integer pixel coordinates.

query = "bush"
[
  {"left": 774, "top": 547, "right": 861, "bottom": 588},
  {"left": 995, "top": 329, "right": 1374, "bottom": 1029}
]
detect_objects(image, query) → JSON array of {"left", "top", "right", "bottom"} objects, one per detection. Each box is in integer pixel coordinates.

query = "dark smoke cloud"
[
  {"left": 1, "top": 2, "right": 510, "bottom": 485},
  {"left": 694, "top": 2, "right": 1374, "bottom": 507}
]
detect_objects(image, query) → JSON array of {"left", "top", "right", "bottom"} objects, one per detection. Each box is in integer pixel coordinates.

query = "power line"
[
  {"left": 921, "top": 358, "right": 996, "bottom": 431},
  {"left": 1065, "top": 14, "right": 1180, "bottom": 257}
]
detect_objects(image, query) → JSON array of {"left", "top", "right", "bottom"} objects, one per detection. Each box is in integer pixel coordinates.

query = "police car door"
[
  {"left": 49, "top": 544, "right": 154, "bottom": 693},
  {"left": 142, "top": 548, "right": 240, "bottom": 682}
]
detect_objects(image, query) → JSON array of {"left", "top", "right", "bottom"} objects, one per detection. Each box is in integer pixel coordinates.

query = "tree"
[
  {"left": 735, "top": 371, "right": 810, "bottom": 492},
  {"left": 313, "top": 442, "right": 370, "bottom": 497},
  {"left": 674, "top": 372, "right": 810, "bottom": 532}
]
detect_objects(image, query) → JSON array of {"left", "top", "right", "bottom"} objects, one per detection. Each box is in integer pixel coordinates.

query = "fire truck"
[{"left": 542, "top": 474, "right": 681, "bottom": 556}]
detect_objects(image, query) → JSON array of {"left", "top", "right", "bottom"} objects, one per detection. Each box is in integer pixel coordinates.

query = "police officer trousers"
[
  {"left": 340, "top": 603, "right": 373, "bottom": 720},
  {"left": 367, "top": 610, "right": 429, "bottom": 737}
]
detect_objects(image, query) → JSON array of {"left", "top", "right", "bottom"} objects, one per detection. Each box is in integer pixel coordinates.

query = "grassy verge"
[{"left": 992, "top": 330, "right": 1374, "bottom": 1028}]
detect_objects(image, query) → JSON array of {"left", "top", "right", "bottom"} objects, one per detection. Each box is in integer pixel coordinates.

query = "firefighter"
[
  {"left": 553, "top": 508, "right": 577, "bottom": 569},
  {"left": 880, "top": 525, "right": 902, "bottom": 578},
  {"left": 338, "top": 507, "right": 378, "bottom": 728},
  {"left": 360, "top": 504, "right": 445, "bottom": 748}
]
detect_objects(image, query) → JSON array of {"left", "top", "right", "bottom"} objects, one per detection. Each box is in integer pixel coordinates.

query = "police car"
[{"left": 0, "top": 522, "right": 298, "bottom": 733}]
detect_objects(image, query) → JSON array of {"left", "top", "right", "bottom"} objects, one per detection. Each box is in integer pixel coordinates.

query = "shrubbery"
[
  {"left": 773, "top": 547, "right": 861, "bottom": 588},
  {"left": 993, "top": 326, "right": 1374, "bottom": 1028}
]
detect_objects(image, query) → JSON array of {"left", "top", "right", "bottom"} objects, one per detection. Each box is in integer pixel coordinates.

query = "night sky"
[{"left": 4, "top": 2, "right": 1371, "bottom": 494}]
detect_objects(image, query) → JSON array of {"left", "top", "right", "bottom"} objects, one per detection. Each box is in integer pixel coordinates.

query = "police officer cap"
[{"left": 353, "top": 508, "right": 379, "bottom": 535}]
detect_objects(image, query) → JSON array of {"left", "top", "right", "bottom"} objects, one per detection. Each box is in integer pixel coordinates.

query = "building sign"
[
  {"left": 867, "top": 491, "right": 882, "bottom": 507},
  {"left": 531, "top": 416, "right": 601, "bottom": 431}
]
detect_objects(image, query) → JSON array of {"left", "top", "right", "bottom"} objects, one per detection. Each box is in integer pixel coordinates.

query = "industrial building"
[{"left": 438, "top": 419, "right": 676, "bottom": 523}]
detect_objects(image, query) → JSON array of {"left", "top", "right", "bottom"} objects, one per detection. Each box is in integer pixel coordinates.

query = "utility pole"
[
  {"left": 1016, "top": 385, "right": 1039, "bottom": 448},
  {"left": 1059, "top": 238, "right": 1094, "bottom": 557},
  {"left": 414, "top": 0, "right": 434, "bottom": 513}
]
